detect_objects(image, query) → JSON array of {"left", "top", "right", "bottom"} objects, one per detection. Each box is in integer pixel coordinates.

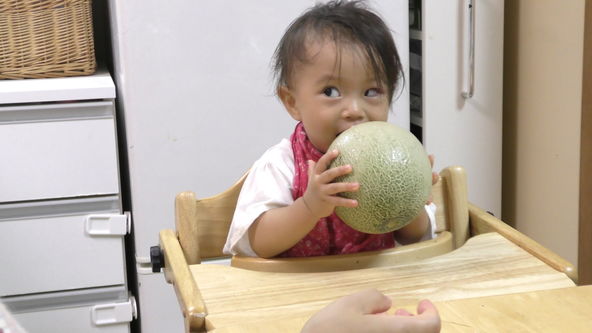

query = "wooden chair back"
[
  {"left": 175, "top": 173, "right": 248, "bottom": 265},
  {"left": 175, "top": 166, "right": 470, "bottom": 270}
]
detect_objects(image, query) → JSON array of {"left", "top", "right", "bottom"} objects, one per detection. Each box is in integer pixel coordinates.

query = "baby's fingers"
[
  {"left": 322, "top": 182, "right": 359, "bottom": 208},
  {"left": 427, "top": 154, "right": 439, "bottom": 185},
  {"left": 323, "top": 181, "right": 359, "bottom": 196},
  {"left": 432, "top": 171, "right": 439, "bottom": 185},
  {"left": 327, "top": 195, "right": 358, "bottom": 208},
  {"left": 320, "top": 163, "right": 354, "bottom": 184},
  {"left": 314, "top": 149, "right": 339, "bottom": 174}
]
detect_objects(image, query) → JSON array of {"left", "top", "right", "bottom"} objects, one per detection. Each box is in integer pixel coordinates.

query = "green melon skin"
[{"left": 328, "top": 121, "right": 432, "bottom": 234}]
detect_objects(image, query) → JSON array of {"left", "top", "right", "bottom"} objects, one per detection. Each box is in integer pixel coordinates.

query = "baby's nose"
[{"left": 342, "top": 98, "right": 365, "bottom": 120}]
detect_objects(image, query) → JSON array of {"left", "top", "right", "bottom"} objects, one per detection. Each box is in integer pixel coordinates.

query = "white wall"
[{"left": 108, "top": 1, "right": 409, "bottom": 332}]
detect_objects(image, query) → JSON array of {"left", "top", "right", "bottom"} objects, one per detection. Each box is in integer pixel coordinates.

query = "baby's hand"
[
  {"left": 426, "top": 154, "right": 439, "bottom": 205},
  {"left": 429, "top": 154, "right": 439, "bottom": 185},
  {"left": 301, "top": 149, "right": 359, "bottom": 219}
]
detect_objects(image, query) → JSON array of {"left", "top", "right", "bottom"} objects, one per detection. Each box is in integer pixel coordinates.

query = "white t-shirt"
[{"left": 223, "top": 138, "right": 437, "bottom": 257}]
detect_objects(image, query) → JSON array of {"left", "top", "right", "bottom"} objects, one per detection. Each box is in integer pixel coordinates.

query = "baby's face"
[{"left": 283, "top": 40, "right": 389, "bottom": 153}]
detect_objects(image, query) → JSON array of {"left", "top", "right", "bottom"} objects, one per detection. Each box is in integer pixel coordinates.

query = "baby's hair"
[{"left": 273, "top": 0, "right": 403, "bottom": 104}]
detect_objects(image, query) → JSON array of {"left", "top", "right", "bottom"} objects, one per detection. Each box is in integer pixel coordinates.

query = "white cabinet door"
[{"left": 423, "top": 0, "right": 504, "bottom": 215}]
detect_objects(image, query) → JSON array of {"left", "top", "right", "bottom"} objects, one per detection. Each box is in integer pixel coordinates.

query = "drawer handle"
[
  {"left": 91, "top": 296, "right": 137, "bottom": 326},
  {"left": 85, "top": 213, "right": 130, "bottom": 236}
]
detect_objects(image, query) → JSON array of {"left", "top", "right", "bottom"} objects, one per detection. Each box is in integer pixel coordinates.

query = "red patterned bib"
[{"left": 280, "top": 122, "right": 395, "bottom": 257}]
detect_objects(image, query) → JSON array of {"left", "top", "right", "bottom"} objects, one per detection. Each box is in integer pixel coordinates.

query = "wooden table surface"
[
  {"left": 190, "top": 233, "right": 576, "bottom": 332},
  {"left": 214, "top": 285, "right": 592, "bottom": 332}
]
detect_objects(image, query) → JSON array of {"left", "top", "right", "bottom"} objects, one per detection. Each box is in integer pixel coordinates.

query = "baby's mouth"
[{"left": 336, "top": 127, "right": 350, "bottom": 138}]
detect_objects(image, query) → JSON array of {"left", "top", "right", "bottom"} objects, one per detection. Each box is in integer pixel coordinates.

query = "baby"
[{"left": 224, "top": 0, "right": 436, "bottom": 258}]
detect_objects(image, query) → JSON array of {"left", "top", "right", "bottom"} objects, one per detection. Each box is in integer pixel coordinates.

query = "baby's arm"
[
  {"left": 249, "top": 150, "right": 359, "bottom": 258},
  {"left": 394, "top": 210, "right": 430, "bottom": 245}
]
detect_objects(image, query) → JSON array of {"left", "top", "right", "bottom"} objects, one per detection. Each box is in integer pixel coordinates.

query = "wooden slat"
[
  {"left": 439, "top": 166, "right": 469, "bottom": 248},
  {"left": 469, "top": 203, "right": 578, "bottom": 283},
  {"left": 160, "top": 229, "right": 207, "bottom": 332}
]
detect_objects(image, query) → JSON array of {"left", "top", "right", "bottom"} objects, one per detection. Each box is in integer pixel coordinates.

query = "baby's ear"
[{"left": 278, "top": 86, "right": 301, "bottom": 121}]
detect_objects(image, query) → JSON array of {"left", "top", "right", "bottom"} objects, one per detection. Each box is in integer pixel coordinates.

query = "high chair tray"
[{"left": 161, "top": 231, "right": 575, "bottom": 332}]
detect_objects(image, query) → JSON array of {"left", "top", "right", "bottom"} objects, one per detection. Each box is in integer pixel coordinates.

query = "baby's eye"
[
  {"left": 365, "top": 88, "right": 381, "bottom": 97},
  {"left": 323, "top": 87, "right": 340, "bottom": 97}
]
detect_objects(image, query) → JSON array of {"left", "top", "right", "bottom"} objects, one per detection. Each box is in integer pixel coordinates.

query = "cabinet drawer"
[
  {"left": 0, "top": 197, "right": 127, "bottom": 296},
  {"left": 0, "top": 101, "right": 120, "bottom": 202},
  {"left": 4, "top": 286, "right": 132, "bottom": 333},
  {"left": 15, "top": 306, "right": 130, "bottom": 333}
]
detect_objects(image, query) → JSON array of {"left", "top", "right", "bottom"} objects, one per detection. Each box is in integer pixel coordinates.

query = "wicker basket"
[{"left": 0, "top": 0, "right": 96, "bottom": 79}]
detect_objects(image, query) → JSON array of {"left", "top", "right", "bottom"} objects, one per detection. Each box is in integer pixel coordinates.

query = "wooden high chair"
[{"left": 156, "top": 166, "right": 577, "bottom": 332}]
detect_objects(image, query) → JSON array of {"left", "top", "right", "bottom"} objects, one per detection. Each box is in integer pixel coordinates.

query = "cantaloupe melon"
[{"left": 328, "top": 121, "right": 431, "bottom": 234}]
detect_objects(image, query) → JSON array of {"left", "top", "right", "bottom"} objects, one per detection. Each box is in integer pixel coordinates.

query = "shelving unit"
[{"left": 0, "top": 70, "right": 135, "bottom": 332}]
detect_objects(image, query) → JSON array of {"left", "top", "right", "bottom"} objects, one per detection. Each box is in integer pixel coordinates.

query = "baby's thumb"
[{"left": 351, "top": 289, "right": 392, "bottom": 315}]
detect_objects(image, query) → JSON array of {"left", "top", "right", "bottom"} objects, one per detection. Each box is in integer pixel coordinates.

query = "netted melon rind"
[{"left": 328, "top": 122, "right": 432, "bottom": 234}]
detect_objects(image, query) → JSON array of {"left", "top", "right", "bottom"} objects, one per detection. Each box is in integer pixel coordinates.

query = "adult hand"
[{"left": 301, "top": 289, "right": 441, "bottom": 333}]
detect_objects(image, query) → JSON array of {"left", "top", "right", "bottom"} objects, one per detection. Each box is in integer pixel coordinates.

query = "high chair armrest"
[
  {"left": 468, "top": 204, "right": 578, "bottom": 283},
  {"left": 159, "top": 229, "right": 207, "bottom": 332}
]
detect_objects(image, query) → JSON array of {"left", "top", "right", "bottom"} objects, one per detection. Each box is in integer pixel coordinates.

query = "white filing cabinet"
[{"left": 0, "top": 70, "right": 135, "bottom": 332}]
